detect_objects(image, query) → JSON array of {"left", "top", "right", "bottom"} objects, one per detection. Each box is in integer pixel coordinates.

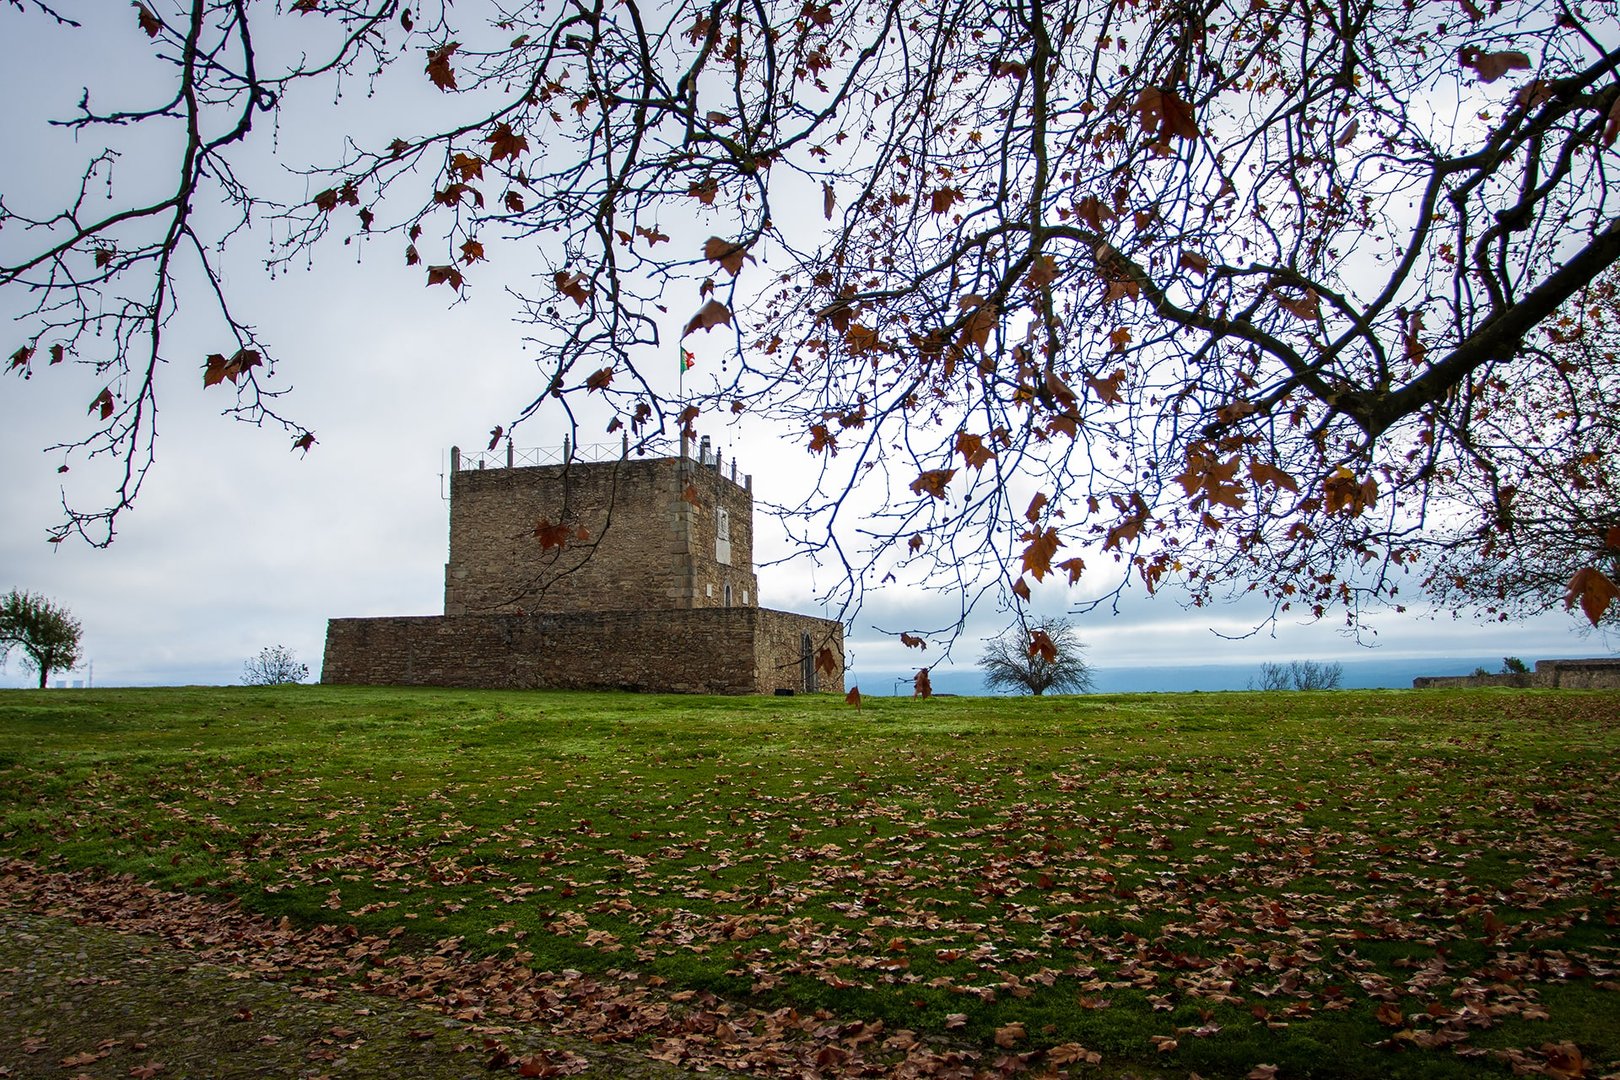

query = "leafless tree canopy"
[
  {"left": 980, "top": 617, "right": 1094, "bottom": 695},
  {"left": 4, "top": 0, "right": 1619, "bottom": 630}
]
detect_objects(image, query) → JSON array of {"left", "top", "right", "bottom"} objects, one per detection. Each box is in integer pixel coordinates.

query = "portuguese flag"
[{"left": 680, "top": 347, "right": 696, "bottom": 373}]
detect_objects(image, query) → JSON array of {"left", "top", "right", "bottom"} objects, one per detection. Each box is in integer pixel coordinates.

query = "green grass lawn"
[{"left": 1, "top": 686, "right": 1616, "bottom": 1077}]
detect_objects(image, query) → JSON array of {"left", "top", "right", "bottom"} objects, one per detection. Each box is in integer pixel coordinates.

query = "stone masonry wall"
[
  {"left": 1412, "top": 658, "right": 1620, "bottom": 689},
  {"left": 444, "top": 456, "right": 757, "bottom": 616},
  {"left": 755, "top": 608, "right": 845, "bottom": 695},
  {"left": 324, "top": 610, "right": 756, "bottom": 693}
]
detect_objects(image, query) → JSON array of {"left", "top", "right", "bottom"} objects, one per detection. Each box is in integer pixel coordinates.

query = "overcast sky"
[{"left": 2, "top": 6, "right": 1612, "bottom": 691}]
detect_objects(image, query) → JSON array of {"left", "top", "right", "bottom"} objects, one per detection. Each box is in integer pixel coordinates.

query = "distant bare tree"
[
  {"left": 1253, "top": 660, "right": 1344, "bottom": 692},
  {"left": 980, "top": 618, "right": 1094, "bottom": 696},
  {"left": 243, "top": 645, "right": 308, "bottom": 686}
]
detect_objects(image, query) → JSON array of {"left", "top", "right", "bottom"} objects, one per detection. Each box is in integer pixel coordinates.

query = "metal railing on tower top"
[{"left": 450, "top": 435, "right": 750, "bottom": 490}]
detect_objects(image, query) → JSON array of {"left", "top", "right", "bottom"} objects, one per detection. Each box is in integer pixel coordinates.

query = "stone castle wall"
[
  {"left": 322, "top": 608, "right": 843, "bottom": 695},
  {"left": 445, "top": 456, "right": 758, "bottom": 616},
  {"left": 1413, "top": 658, "right": 1620, "bottom": 690}
]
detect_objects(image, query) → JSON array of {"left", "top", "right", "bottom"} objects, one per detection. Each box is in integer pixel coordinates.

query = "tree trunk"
[{"left": 36, "top": 665, "right": 48, "bottom": 690}]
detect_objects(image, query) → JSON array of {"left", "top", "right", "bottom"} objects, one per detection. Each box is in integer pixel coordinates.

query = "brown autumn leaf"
[
  {"left": 1087, "top": 368, "right": 1127, "bottom": 404},
  {"left": 1150, "top": 1034, "right": 1178, "bottom": 1053},
  {"left": 910, "top": 468, "right": 955, "bottom": 499},
  {"left": 955, "top": 431, "right": 995, "bottom": 470},
  {"left": 1175, "top": 449, "right": 1246, "bottom": 510},
  {"left": 930, "top": 188, "right": 959, "bottom": 215},
  {"left": 1132, "top": 86, "right": 1199, "bottom": 145},
  {"left": 504, "top": 190, "right": 526, "bottom": 213},
  {"left": 1025, "top": 492, "right": 1048, "bottom": 523},
  {"left": 291, "top": 431, "right": 316, "bottom": 453},
  {"left": 88, "top": 387, "right": 114, "bottom": 420},
  {"left": 688, "top": 178, "right": 718, "bottom": 204},
  {"left": 554, "top": 271, "right": 591, "bottom": 307},
  {"left": 1248, "top": 460, "right": 1300, "bottom": 493},
  {"left": 312, "top": 188, "right": 340, "bottom": 212},
  {"left": 49, "top": 343, "right": 64, "bottom": 364},
  {"left": 1178, "top": 251, "right": 1210, "bottom": 276},
  {"left": 534, "top": 518, "right": 572, "bottom": 550},
  {"left": 1011, "top": 576, "right": 1032, "bottom": 601},
  {"left": 994, "top": 1022, "right": 1026, "bottom": 1048},
  {"left": 957, "top": 299, "right": 997, "bottom": 353},
  {"left": 1323, "top": 466, "right": 1378, "bottom": 517},
  {"left": 815, "top": 646, "right": 838, "bottom": 677},
  {"left": 1026, "top": 254, "right": 1059, "bottom": 289},
  {"left": 1048, "top": 1043, "right": 1101, "bottom": 1066},
  {"left": 900, "top": 632, "right": 927, "bottom": 650},
  {"left": 8, "top": 344, "right": 33, "bottom": 373},
  {"left": 1404, "top": 309, "right": 1427, "bottom": 364},
  {"left": 844, "top": 686, "right": 861, "bottom": 708},
  {"left": 1027, "top": 630, "right": 1057, "bottom": 663},
  {"left": 822, "top": 182, "right": 835, "bottom": 220},
  {"left": 703, "top": 237, "right": 752, "bottom": 276},
  {"left": 450, "top": 152, "right": 484, "bottom": 180},
  {"left": 135, "top": 2, "right": 162, "bottom": 37},
  {"left": 201, "top": 348, "right": 261, "bottom": 388},
  {"left": 1020, "top": 526, "right": 1062, "bottom": 581},
  {"left": 426, "top": 264, "right": 464, "bottom": 291},
  {"left": 433, "top": 182, "right": 480, "bottom": 208},
  {"left": 1564, "top": 566, "right": 1619, "bottom": 626},
  {"left": 584, "top": 367, "right": 613, "bottom": 392},
  {"left": 1057, "top": 556, "right": 1086, "bottom": 584},
  {"left": 405, "top": 244, "right": 420, "bottom": 266},
  {"left": 460, "top": 239, "right": 485, "bottom": 264},
  {"left": 487, "top": 425, "right": 504, "bottom": 450},
  {"left": 912, "top": 667, "right": 932, "bottom": 698},
  {"left": 808, "top": 423, "right": 837, "bottom": 454},
  {"left": 635, "top": 224, "right": 670, "bottom": 245},
  {"left": 1462, "top": 47, "right": 1531, "bottom": 83},
  {"left": 1336, "top": 117, "right": 1359, "bottom": 148},
  {"left": 484, "top": 122, "right": 529, "bottom": 162},
  {"left": 682, "top": 299, "right": 732, "bottom": 337},
  {"left": 1044, "top": 370, "right": 1078, "bottom": 411},
  {"left": 94, "top": 246, "right": 115, "bottom": 268},
  {"left": 425, "top": 42, "right": 460, "bottom": 91},
  {"left": 1276, "top": 288, "right": 1321, "bottom": 321}
]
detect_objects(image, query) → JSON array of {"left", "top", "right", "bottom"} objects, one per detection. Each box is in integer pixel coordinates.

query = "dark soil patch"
[{"left": 0, "top": 908, "right": 689, "bottom": 1079}]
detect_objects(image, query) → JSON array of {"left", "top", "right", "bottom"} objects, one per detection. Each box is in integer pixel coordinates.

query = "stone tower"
[
  {"left": 321, "top": 438, "right": 844, "bottom": 695},
  {"left": 444, "top": 439, "right": 760, "bottom": 616}
]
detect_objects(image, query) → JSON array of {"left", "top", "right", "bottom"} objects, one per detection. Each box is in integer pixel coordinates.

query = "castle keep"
[{"left": 321, "top": 439, "right": 844, "bottom": 694}]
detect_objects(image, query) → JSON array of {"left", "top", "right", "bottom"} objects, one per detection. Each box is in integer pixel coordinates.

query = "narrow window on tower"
[{"left": 716, "top": 507, "right": 731, "bottom": 565}]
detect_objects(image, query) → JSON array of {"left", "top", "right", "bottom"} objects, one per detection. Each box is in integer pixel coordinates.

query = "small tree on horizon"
[
  {"left": 1253, "top": 660, "right": 1344, "bottom": 692},
  {"left": 980, "top": 618, "right": 1095, "bottom": 697},
  {"left": 0, "top": 589, "right": 84, "bottom": 690},
  {"left": 244, "top": 645, "right": 309, "bottom": 686}
]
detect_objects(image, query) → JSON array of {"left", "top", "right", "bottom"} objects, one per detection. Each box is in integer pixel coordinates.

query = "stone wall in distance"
[
  {"left": 1412, "top": 658, "right": 1620, "bottom": 690},
  {"left": 322, "top": 607, "right": 842, "bottom": 695}
]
